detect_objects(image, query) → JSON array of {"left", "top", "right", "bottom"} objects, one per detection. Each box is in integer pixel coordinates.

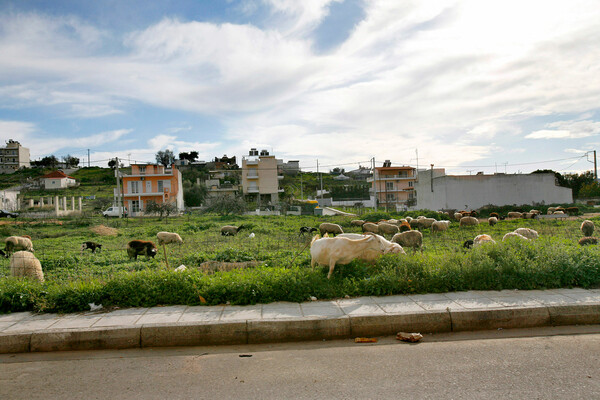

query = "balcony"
[
  {"left": 247, "top": 187, "right": 259, "bottom": 193},
  {"left": 247, "top": 174, "right": 259, "bottom": 180},
  {"left": 245, "top": 159, "right": 258, "bottom": 166}
]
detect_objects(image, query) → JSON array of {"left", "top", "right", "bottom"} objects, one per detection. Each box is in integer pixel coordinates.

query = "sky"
[{"left": 0, "top": 0, "right": 599, "bottom": 175}]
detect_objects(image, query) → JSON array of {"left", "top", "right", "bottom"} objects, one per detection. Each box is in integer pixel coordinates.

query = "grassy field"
[{"left": 0, "top": 212, "right": 599, "bottom": 313}]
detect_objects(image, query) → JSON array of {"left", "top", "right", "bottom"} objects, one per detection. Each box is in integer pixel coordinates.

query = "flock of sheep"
[{"left": 1, "top": 208, "right": 596, "bottom": 282}]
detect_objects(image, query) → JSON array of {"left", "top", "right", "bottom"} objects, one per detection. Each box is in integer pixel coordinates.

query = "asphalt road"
[{"left": 1, "top": 326, "right": 599, "bottom": 399}]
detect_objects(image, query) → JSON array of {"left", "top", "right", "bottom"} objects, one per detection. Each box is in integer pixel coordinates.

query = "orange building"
[
  {"left": 119, "top": 163, "right": 184, "bottom": 216},
  {"left": 368, "top": 160, "right": 416, "bottom": 210}
]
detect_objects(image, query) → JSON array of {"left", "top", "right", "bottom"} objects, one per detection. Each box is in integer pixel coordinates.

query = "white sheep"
[
  {"left": 391, "top": 230, "right": 423, "bottom": 251},
  {"left": 337, "top": 233, "right": 405, "bottom": 261},
  {"left": 311, "top": 235, "right": 402, "bottom": 279},
  {"left": 319, "top": 222, "right": 344, "bottom": 236},
  {"left": 581, "top": 220, "right": 595, "bottom": 237},
  {"left": 547, "top": 207, "right": 556, "bottom": 214},
  {"left": 514, "top": 228, "right": 538, "bottom": 240},
  {"left": 553, "top": 210, "right": 565, "bottom": 215},
  {"left": 4, "top": 236, "right": 34, "bottom": 257},
  {"left": 350, "top": 219, "right": 366, "bottom": 226},
  {"left": 431, "top": 220, "right": 450, "bottom": 233},
  {"left": 377, "top": 222, "right": 399, "bottom": 236},
  {"left": 10, "top": 251, "right": 44, "bottom": 282},
  {"left": 418, "top": 217, "right": 436, "bottom": 229},
  {"left": 221, "top": 225, "right": 245, "bottom": 236},
  {"left": 503, "top": 232, "right": 529, "bottom": 241},
  {"left": 507, "top": 211, "right": 523, "bottom": 219},
  {"left": 473, "top": 234, "right": 495, "bottom": 247},
  {"left": 459, "top": 216, "right": 479, "bottom": 227},
  {"left": 361, "top": 222, "right": 379, "bottom": 234},
  {"left": 453, "top": 212, "right": 463, "bottom": 221},
  {"left": 488, "top": 217, "right": 498, "bottom": 226},
  {"left": 156, "top": 231, "right": 183, "bottom": 246}
]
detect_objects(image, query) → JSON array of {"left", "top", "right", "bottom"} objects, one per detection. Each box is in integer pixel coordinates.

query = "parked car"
[
  {"left": 102, "top": 206, "right": 128, "bottom": 218},
  {"left": 0, "top": 209, "right": 18, "bottom": 218}
]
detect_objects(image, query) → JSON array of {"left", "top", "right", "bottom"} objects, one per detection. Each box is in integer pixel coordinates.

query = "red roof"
[{"left": 41, "top": 170, "right": 75, "bottom": 180}]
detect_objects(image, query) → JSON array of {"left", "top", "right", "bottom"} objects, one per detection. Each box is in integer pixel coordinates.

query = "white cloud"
[{"left": 526, "top": 120, "right": 600, "bottom": 139}]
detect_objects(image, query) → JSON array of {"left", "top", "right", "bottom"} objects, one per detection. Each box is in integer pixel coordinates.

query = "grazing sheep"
[
  {"left": 473, "top": 234, "right": 495, "bottom": 247},
  {"left": 578, "top": 237, "right": 598, "bottom": 246},
  {"left": 503, "top": 232, "right": 529, "bottom": 241},
  {"left": 581, "top": 220, "right": 595, "bottom": 237},
  {"left": 4, "top": 236, "right": 34, "bottom": 257},
  {"left": 361, "top": 222, "right": 379, "bottom": 234},
  {"left": 10, "top": 251, "right": 44, "bottom": 282},
  {"left": 81, "top": 241, "right": 102, "bottom": 254},
  {"left": 391, "top": 230, "right": 423, "bottom": 251},
  {"left": 337, "top": 233, "right": 406, "bottom": 261},
  {"left": 553, "top": 211, "right": 565, "bottom": 215},
  {"left": 399, "top": 221, "right": 411, "bottom": 232},
  {"left": 418, "top": 218, "right": 436, "bottom": 229},
  {"left": 221, "top": 225, "right": 245, "bottom": 236},
  {"left": 20, "top": 235, "right": 31, "bottom": 239},
  {"left": 529, "top": 209, "right": 541, "bottom": 215},
  {"left": 311, "top": 234, "right": 402, "bottom": 279},
  {"left": 409, "top": 219, "right": 421, "bottom": 230},
  {"left": 431, "top": 220, "right": 450, "bottom": 233},
  {"left": 157, "top": 231, "right": 184, "bottom": 245},
  {"left": 405, "top": 216, "right": 413, "bottom": 223},
  {"left": 350, "top": 220, "right": 366, "bottom": 227},
  {"left": 453, "top": 212, "right": 463, "bottom": 221},
  {"left": 488, "top": 217, "right": 498, "bottom": 226},
  {"left": 126, "top": 240, "right": 158, "bottom": 260},
  {"left": 554, "top": 207, "right": 566, "bottom": 213},
  {"left": 514, "top": 228, "right": 538, "bottom": 240},
  {"left": 489, "top": 212, "right": 500, "bottom": 219},
  {"left": 377, "top": 222, "right": 399, "bottom": 236},
  {"left": 319, "top": 222, "right": 344, "bottom": 236},
  {"left": 386, "top": 219, "right": 400, "bottom": 226},
  {"left": 299, "top": 226, "right": 318, "bottom": 236},
  {"left": 459, "top": 216, "right": 479, "bottom": 227},
  {"left": 507, "top": 211, "right": 523, "bottom": 219}
]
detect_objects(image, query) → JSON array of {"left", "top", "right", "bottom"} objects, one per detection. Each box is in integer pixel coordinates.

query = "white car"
[{"left": 102, "top": 206, "right": 128, "bottom": 217}]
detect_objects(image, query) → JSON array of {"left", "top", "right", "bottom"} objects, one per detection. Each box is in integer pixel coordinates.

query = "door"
[{"left": 146, "top": 181, "right": 152, "bottom": 193}]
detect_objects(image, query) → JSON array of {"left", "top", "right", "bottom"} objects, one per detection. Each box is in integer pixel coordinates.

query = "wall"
[{"left": 416, "top": 172, "right": 573, "bottom": 210}]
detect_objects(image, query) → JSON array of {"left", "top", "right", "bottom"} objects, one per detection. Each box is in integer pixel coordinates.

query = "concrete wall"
[{"left": 416, "top": 172, "right": 573, "bottom": 210}]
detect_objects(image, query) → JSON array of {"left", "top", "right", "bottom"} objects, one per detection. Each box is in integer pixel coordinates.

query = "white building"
[
  {"left": 415, "top": 169, "right": 573, "bottom": 210},
  {"left": 0, "top": 140, "right": 30, "bottom": 174},
  {"left": 0, "top": 189, "right": 19, "bottom": 211},
  {"left": 41, "top": 170, "right": 78, "bottom": 190}
]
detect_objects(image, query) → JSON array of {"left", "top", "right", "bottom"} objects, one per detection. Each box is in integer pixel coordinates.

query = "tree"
[
  {"left": 183, "top": 180, "right": 208, "bottom": 207},
  {"left": 579, "top": 181, "right": 600, "bottom": 198},
  {"left": 156, "top": 149, "right": 175, "bottom": 167},
  {"left": 38, "top": 155, "right": 59, "bottom": 168},
  {"left": 108, "top": 159, "right": 117, "bottom": 169},
  {"left": 202, "top": 195, "right": 246, "bottom": 216},
  {"left": 144, "top": 200, "right": 177, "bottom": 220},
  {"left": 179, "top": 151, "right": 199, "bottom": 162},
  {"left": 62, "top": 154, "right": 80, "bottom": 168}
]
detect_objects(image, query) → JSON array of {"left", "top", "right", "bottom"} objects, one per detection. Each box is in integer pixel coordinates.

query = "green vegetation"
[{"left": 0, "top": 212, "right": 599, "bottom": 314}]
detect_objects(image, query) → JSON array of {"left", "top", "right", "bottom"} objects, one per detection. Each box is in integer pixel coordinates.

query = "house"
[
  {"left": 0, "top": 140, "right": 30, "bottom": 174},
  {"left": 41, "top": 170, "right": 77, "bottom": 190},
  {"left": 368, "top": 160, "right": 417, "bottom": 210},
  {"left": 119, "top": 163, "right": 184, "bottom": 216},
  {"left": 414, "top": 169, "right": 573, "bottom": 210},
  {"left": 241, "top": 148, "right": 284, "bottom": 205}
]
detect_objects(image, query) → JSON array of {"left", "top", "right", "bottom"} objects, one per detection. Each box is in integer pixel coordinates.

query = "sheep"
[
  {"left": 431, "top": 220, "right": 450, "bottom": 233},
  {"left": 4, "top": 236, "right": 34, "bottom": 257},
  {"left": 418, "top": 218, "right": 436, "bottom": 229},
  {"left": 581, "top": 220, "right": 595, "bottom": 237},
  {"left": 405, "top": 216, "right": 413, "bottom": 223},
  {"left": 503, "top": 232, "right": 529, "bottom": 241},
  {"left": 221, "top": 225, "right": 245, "bottom": 236},
  {"left": 361, "top": 222, "right": 379, "bottom": 234},
  {"left": 350, "top": 220, "right": 366, "bottom": 227},
  {"left": 386, "top": 219, "right": 400, "bottom": 226},
  {"left": 81, "top": 241, "right": 102, "bottom": 254},
  {"left": 566, "top": 207, "right": 579, "bottom": 215},
  {"left": 391, "top": 230, "right": 423, "bottom": 251},
  {"left": 578, "top": 237, "right": 598, "bottom": 246},
  {"left": 473, "top": 234, "right": 495, "bottom": 247},
  {"left": 126, "top": 240, "right": 158, "bottom": 260},
  {"left": 10, "top": 251, "right": 44, "bottom": 282},
  {"left": 459, "top": 216, "right": 479, "bottom": 227},
  {"left": 310, "top": 234, "right": 403, "bottom": 279},
  {"left": 507, "top": 211, "right": 523, "bottom": 219},
  {"left": 489, "top": 212, "right": 500, "bottom": 219},
  {"left": 488, "top": 217, "right": 498, "bottom": 226},
  {"left": 529, "top": 209, "right": 541, "bottom": 215},
  {"left": 553, "top": 211, "right": 565, "bottom": 215},
  {"left": 547, "top": 207, "right": 556, "bottom": 214},
  {"left": 514, "top": 228, "right": 538, "bottom": 240},
  {"left": 319, "top": 222, "right": 344, "bottom": 236},
  {"left": 453, "top": 212, "right": 463, "bottom": 221},
  {"left": 377, "top": 222, "right": 399, "bottom": 236},
  {"left": 157, "top": 231, "right": 184, "bottom": 246},
  {"left": 409, "top": 219, "right": 421, "bottom": 230},
  {"left": 523, "top": 213, "right": 535, "bottom": 219},
  {"left": 337, "top": 233, "right": 406, "bottom": 261},
  {"left": 299, "top": 226, "right": 318, "bottom": 236},
  {"left": 399, "top": 221, "right": 411, "bottom": 232}
]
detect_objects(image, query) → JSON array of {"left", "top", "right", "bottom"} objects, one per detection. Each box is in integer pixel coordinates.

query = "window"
[
  {"left": 386, "top": 193, "right": 396, "bottom": 202},
  {"left": 131, "top": 200, "right": 140, "bottom": 213},
  {"left": 130, "top": 181, "right": 140, "bottom": 194},
  {"left": 139, "top": 166, "right": 146, "bottom": 174},
  {"left": 408, "top": 181, "right": 413, "bottom": 187},
  {"left": 386, "top": 182, "right": 394, "bottom": 191},
  {"left": 158, "top": 180, "right": 164, "bottom": 192}
]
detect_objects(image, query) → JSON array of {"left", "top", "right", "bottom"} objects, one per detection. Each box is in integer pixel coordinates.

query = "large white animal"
[
  {"left": 10, "top": 251, "right": 44, "bottom": 282},
  {"left": 311, "top": 235, "right": 404, "bottom": 279},
  {"left": 503, "top": 232, "right": 529, "bottom": 241},
  {"left": 157, "top": 231, "right": 183, "bottom": 245},
  {"left": 4, "top": 236, "right": 34, "bottom": 257},
  {"left": 431, "top": 220, "right": 450, "bottom": 233},
  {"left": 459, "top": 216, "right": 479, "bottom": 227},
  {"left": 337, "top": 233, "right": 405, "bottom": 261},
  {"left": 513, "top": 228, "right": 538, "bottom": 240}
]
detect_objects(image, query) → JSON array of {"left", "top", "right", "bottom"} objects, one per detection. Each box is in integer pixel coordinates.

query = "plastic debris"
[
  {"left": 396, "top": 332, "right": 423, "bottom": 342},
  {"left": 174, "top": 265, "right": 187, "bottom": 272},
  {"left": 88, "top": 303, "right": 102, "bottom": 311},
  {"left": 310, "top": 296, "right": 317, "bottom": 301},
  {"left": 355, "top": 337, "right": 378, "bottom": 343}
]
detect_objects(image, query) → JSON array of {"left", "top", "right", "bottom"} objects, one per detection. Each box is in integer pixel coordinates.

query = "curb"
[{"left": 1, "top": 304, "right": 599, "bottom": 354}]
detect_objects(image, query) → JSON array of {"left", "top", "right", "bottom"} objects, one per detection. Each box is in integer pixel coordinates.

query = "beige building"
[
  {"left": 0, "top": 140, "right": 30, "bottom": 174},
  {"left": 241, "top": 148, "right": 284, "bottom": 205},
  {"left": 368, "top": 160, "right": 416, "bottom": 210}
]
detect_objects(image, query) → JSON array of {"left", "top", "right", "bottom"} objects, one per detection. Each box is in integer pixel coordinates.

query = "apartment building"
[
  {"left": 368, "top": 160, "right": 416, "bottom": 210},
  {"left": 0, "top": 140, "right": 30, "bottom": 174},
  {"left": 241, "top": 148, "right": 284, "bottom": 205},
  {"left": 119, "top": 163, "right": 184, "bottom": 216}
]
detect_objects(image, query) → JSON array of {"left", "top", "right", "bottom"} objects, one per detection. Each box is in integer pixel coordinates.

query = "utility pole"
[
  {"left": 300, "top": 173, "right": 303, "bottom": 200},
  {"left": 114, "top": 157, "right": 122, "bottom": 218},
  {"left": 594, "top": 150, "right": 598, "bottom": 181},
  {"left": 87, "top": 149, "right": 90, "bottom": 167},
  {"left": 372, "top": 157, "right": 377, "bottom": 211},
  {"left": 430, "top": 164, "right": 434, "bottom": 192}
]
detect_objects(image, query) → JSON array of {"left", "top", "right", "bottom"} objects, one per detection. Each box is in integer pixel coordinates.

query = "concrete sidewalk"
[{"left": 1, "top": 288, "right": 599, "bottom": 354}]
